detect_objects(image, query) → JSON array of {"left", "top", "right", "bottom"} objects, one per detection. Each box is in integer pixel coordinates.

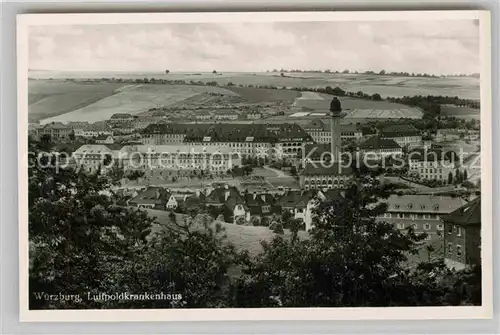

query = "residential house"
[
  {"left": 304, "top": 189, "right": 345, "bottom": 231},
  {"left": 95, "top": 135, "right": 114, "bottom": 144},
  {"left": 378, "top": 194, "right": 465, "bottom": 241},
  {"left": 243, "top": 192, "right": 280, "bottom": 219},
  {"left": 128, "top": 187, "right": 171, "bottom": 210},
  {"left": 205, "top": 186, "right": 249, "bottom": 223},
  {"left": 441, "top": 197, "right": 481, "bottom": 270},
  {"left": 166, "top": 194, "right": 179, "bottom": 209},
  {"left": 277, "top": 189, "right": 317, "bottom": 222}
]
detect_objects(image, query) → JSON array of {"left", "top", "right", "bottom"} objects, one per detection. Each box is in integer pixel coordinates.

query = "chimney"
[
  {"left": 261, "top": 194, "right": 266, "bottom": 202},
  {"left": 225, "top": 190, "right": 230, "bottom": 202},
  {"left": 253, "top": 192, "right": 257, "bottom": 200}
]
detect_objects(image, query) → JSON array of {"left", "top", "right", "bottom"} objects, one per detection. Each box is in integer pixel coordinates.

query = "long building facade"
[{"left": 72, "top": 144, "right": 241, "bottom": 174}]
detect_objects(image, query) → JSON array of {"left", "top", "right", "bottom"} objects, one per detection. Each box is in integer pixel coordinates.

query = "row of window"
[
  {"left": 393, "top": 203, "right": 440, "bottom": 210},
  {"left": 420, "top": 168, "right": 444, "bottom": 173},
  {"left": 396, "top": 222, "right": 443, "bottom": 230},
  {"left": 382, "top": 213, "right": 439, "bottom": 219}
]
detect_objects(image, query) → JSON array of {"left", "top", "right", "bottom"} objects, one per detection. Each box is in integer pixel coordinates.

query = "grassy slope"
[
  {"left": 37, "top": 84, "right": 237, "bottom": 124},
  {"left": 147, "top": 209, "right": 308, "bottom": 258},
  {"left": 146, "top": 209, "right": 436, "bottom": 268},
  {"left": 28, "top": 80, "right": 126, "bottom": 122}
]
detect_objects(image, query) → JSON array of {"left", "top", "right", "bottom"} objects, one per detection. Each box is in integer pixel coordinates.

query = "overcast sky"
[{"left": 29, "top": 20, "right": 480, "bottom": 75}]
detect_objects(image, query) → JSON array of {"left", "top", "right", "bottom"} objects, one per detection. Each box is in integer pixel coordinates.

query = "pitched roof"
[
  {"left": 301, "top": 162, "right": 353, "bottom": 176},
  {"left": 43, "top": 122, "right": 72, "bottom": 130},
  {"left": 243, "top": 193, "right": 276, "bottom": 207},
  {"left": 441, "top": 197, "right": 481, "bottom": 226},
  {"left": 319, "top": 189, "right": 344, "bottom": 201},
  {"left": 206, "top": 186, "right": 243, "bottom": 205},
  {"left": 117, "top": 144, "right": 236, "bottom": 155},
  {"left": 380, "top": 124, "right": 420, "bottom": 137},
  {"left": 129, "top": 187, "right": 171, "bottom": 205},
  {"left": 74, "top": 144, "right": 115, "bottom": 154},
  {"left": 278, "top": 190, "right": 317, "bottom": 208},
  {"left": 384, "top": 194, "right": 464, "bottom": 214},
  {"left": 95, "top": 134, "right": 112, "bottom": 140},
  {"left": 266, "top": 123, "right": 313, "bottom": 142},
  {"left": 360, "top": 137, "right": 401, "bottom": 150}
]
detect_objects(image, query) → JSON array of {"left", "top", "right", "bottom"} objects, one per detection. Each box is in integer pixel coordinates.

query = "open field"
[
  {"left": 30, "top": 70, "right": 480, "bottom": 100},
  {"left": 28, "top": 80, "right": 126, "bottom": 122},
  {"left": 226, "top": 86, "right": 300, "bottom": 103},
  {"left": 440, "top": 105, "right": 480, "bottom": 120},
  {"left": 37, "top": 83, "right": 238, "bottom": 124}
]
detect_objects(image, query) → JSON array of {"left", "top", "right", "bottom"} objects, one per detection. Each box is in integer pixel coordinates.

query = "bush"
[{"left": 269, "top": 222, "right": 284, "bottom": 234}]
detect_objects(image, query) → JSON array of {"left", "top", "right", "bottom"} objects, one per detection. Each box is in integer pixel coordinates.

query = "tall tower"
[{"left": 330, "top": 97, "right": 346, "bottom": 163}]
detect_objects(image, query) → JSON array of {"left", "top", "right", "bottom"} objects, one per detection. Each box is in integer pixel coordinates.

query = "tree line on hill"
[
  {"left": 265, "top": 68, "right": 472, "bottom": 78},
  {"left": 29, "top": 139, "right": 481, "bottom": 309}
]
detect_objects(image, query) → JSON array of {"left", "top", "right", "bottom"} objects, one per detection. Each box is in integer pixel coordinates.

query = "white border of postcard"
[{"left": 17, "top": 10, "right": 493, "bottom": 322}]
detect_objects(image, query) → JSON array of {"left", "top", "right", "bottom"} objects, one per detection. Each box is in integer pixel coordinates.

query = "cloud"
[{"left": 28, "top": 20, "right": 480, "bottom": 74}]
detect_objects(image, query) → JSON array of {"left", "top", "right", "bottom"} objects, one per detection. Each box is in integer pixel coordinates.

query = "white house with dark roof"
[{"left": 95, "top": 135, "right": 114, "bottom": 144}]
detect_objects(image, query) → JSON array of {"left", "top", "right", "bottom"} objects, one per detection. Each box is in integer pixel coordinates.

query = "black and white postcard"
[{"left": 17, "top": 10, "right": 492, "bottom": 321}]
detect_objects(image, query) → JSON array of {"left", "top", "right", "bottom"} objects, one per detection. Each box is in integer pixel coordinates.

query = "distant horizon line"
[{"left": 28, "top": 69, "right": 480, "bottom": 77}]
